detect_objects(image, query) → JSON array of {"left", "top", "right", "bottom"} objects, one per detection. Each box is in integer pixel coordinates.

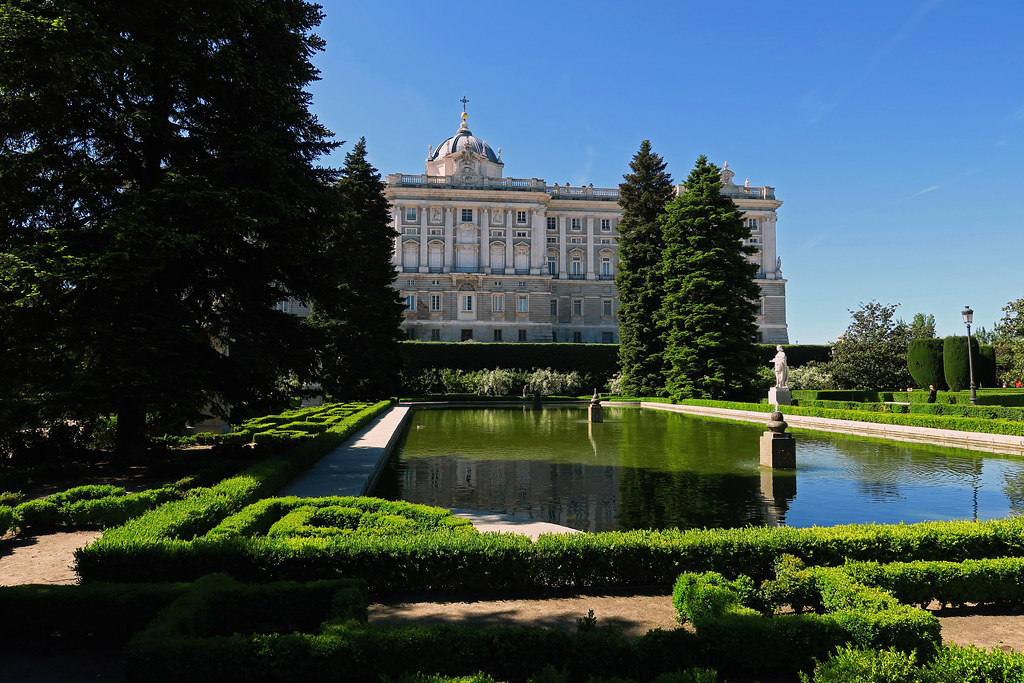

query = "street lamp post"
[{"left": 962, "top": 306, "right": 977, "bottom": 405}]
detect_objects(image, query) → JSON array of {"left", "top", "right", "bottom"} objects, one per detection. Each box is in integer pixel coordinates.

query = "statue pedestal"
[
  {"left": 760, "top": 432, "right": 796, "bottom": 469},
  {"left": 768, "top": 387, "right": 792, "bottom": 406},
  {"left": 589, "top": 403, "right": 603, "bottom": 423}
]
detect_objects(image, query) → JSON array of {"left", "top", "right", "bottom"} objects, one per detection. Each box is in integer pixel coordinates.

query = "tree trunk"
[{"left": 115, "top": 403, "right": 147, "bottom": 462}]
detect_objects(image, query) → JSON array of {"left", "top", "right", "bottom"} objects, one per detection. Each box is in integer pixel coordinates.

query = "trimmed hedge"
[
  {"left": 799, "top": 399, "right": 1024, "bottom": 422},
  {"left": 12, "top": 484, "right": 186, "bottom": 531},
  {"left": 944, "top": 336, "right": 979, "bottom": 392},
  {"left": 124, "top": 571, "right": 707, "bottom": 683},
  {"left": 77, "top": 502, "right": 1024, "bottom": 589},
  {"left": 400, "top": 341, "right": 619, "bottom": 379},
  {"left": 0, "top": 582, "right": 190, "bottom": 638},
  {"left": 0, "top": 504, "right": 14, "bottom": 535},
  {"left": 672, "top": 566, "right": 940, "bottom": 674},
  {"left": 907, "top": 338, "right": 946, "bottom": 391},
  {"left": 810, "top": 643, "right": 1024, "bottom": 682},
  {"left": 398, "top": 342, "right": 829, "bottom": 385},
  {"left": 662, "top": 398, "right": 1024, "bottom": 437}
]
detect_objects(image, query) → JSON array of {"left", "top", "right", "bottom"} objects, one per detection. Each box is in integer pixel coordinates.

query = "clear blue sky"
[{"left": 306, "top": 0, "right": 1022, "bottom": 344}]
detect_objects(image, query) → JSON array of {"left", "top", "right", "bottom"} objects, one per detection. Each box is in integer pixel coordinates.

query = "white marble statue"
[{"left": 771, "top": 345, "right": 789, "bottom": 388}]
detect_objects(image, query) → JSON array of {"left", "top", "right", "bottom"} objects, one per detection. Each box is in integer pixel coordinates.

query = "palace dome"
[{"left": 429, "top": 120, "right": 500, "bottom": 164}]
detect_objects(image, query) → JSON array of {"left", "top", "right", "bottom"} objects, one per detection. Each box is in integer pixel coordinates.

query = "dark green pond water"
[{"left": 372, "top": 406, "right": 1024, "bottom": 532}]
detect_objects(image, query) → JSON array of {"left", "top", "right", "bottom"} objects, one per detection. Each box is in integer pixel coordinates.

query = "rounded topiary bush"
[
  {"left": 908, "top": 338, "right": 946, "bottom": 390},
  {"left": 943, "top": 336, "right": 979, "bottom": 392}
]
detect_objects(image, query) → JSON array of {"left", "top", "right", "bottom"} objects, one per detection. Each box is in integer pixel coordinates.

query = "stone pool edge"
[{"left": 643, "top": 402, "right": 1024, "bottom": 457}]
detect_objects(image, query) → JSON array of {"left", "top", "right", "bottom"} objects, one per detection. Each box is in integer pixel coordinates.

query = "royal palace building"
[{"left": 385, "top": 110, "right": 788, "bottom": 344}]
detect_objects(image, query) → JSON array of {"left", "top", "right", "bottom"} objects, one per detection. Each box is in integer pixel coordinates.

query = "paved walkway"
[
  {"left": 644, "top": 402, "right": 1024, "bottom": 456},
  {"left": 276, "top": 404, "right": 581, "bottom": 539},
  {"left": 278, "top": 405, "right": 412, "bottom": 498}
]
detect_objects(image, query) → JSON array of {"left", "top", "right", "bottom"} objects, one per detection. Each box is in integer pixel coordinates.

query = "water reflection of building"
[{"left": 397, "top": 457, "right": 621, "bottom": 532}]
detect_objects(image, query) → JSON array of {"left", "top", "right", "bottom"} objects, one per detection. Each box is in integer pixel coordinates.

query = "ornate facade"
[{"left": 386, "top": 111, "right": 788, "bottom": 344}]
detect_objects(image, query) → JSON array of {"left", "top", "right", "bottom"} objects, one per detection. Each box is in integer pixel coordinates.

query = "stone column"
[
  {"left": 585, "top": 216, "right": 596, "bottom": 279},
  {"left": 479, "top": 205, "right": 490, "bottom": 273},
  {"left": 504, "top": 208, "right": 514, "bottom": 274},
  {"left": 418, "top": 206, "right": 428, "bottom": 272},
  {"left": 759, "top": 410, "right": 796, "bottom": 469},
  {"left": 530, "top": 208, "right": 544, "bottom": 275},
  {"left": 763, "top": 214, "right": 778, "bottom": 279},
  {"left": 443, "top": 207, "right": 453, "bottom": 273},
  {"left": 391, "top": 207, "right": 401, "bottom": 267},
  {"left": 558, "top": 215, "right": 567, "bottom": 279}
]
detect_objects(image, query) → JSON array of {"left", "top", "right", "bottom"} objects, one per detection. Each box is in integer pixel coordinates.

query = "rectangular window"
[
  {"left": 432, "top": 279, "right": 441, "bottom": 285},
  {"left": 517, "top": 295, "right": 528, "bottom": 313},
  {"left": 571, "top": 258, "right": 582, "bottom": 275},
  {"left": 492, "top": 294, "right": 504, "bottom": 312},
  {"left": 572, "top": 299, "right": 582, "bottom": 316},
  {"left": 571, "top": 218, "right": 582, "bottom": 231},
  {"left": 461, "top": 208, "right": 473, "bottom": 223},
  {"left": 550, "top": 299, "right": 557, "bottom": 316},
  {"left": 572, "top": 331, "right": 582, "bottom": 343},
  {"left": 516, "top": 210, "right": 527, "bottom": 224},
  {"left": 430, "top": 329, "right": 441, "bottom": 341},
  {"left": 430, "top": 294, "right": 441, "bottom": 311},
  {"left": 601, "top": 218, "right": 611, "bottom": 231},
  {"left": 547, "top": 217, "right": 557, "bottom": 231},
  {"left": 547, "top": 257, "right": 557, "bottom": 275},
  {"left": 569, "top": 237, "right": 583, "bottom": 244},
  {"left": 461, "top": 329, "right": 473, "bottom": 341},
  {"left": 404, "top": 227, "right": 418, "bottom": 234},
  {"left": 602, "top": 331, "right": 613, "bottom": 343},
  {"left": 602, "top": 299, "right": 612, "bottom": 316},
  {"left": 748, "top": 218, "right": 758, "bottom": 231},
  {"left": 461, "top": 295, "right": 473, "bottom": 312},
  {"left": 428, "top": 228, "right": 443, "bottom": 235},
  {"left": 600, "top": 238, "right": 612, "bottom": 244},
  {"left": 518, "top": 281, "right": 527, "bottom": 288},
  {"left": 515, "top": 230, "right": 529, "bottom": 238},
  {"left": 547, "top": 237, "right": 556, "bottom": 243},
  {"left": 490, "top": 229, "right": 505, "bottom": 237},
  {"left": 405, "top": 294, "right": 416, "bottom": 311},
  {"left": 278, "top": 300, "right": 290, "bottom": 313},
  {"left": 601, "top": 257, "right": 612, "bottom": 276},
  {"left": 405, "top": 207, "right": 417, "bottom": 222},
  {"left": 493, "top": 329, "right": 502, "bottom": 342},
  {"left": 518, "top": 329, "right": 528, "bottom": 342}
]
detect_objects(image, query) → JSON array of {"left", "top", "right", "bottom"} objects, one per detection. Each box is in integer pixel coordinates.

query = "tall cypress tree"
[
  {"left": 615, "top": 140, "right": 675, "bottom": 396},
  {"left": 308, "top": 138, "right": 405, "bottom": 399},
  {"left": 658, "top": 156, "right": 761, "bottom": 400}
]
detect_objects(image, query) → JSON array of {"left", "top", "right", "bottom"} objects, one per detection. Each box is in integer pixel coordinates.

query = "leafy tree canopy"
[
  {"left": 906, "top": 312, "right": 937, "bottom": 340},
  {"left": 830, "top": 301, "right": 913, "bottom": 390},
  {"left": 994, "top": 297, "right": 1024, "bottom": 385},
  {"left": 0, "top": 0, "right": 343, "bottom": 457}
]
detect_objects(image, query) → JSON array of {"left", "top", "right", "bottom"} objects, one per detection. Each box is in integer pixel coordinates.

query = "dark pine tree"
[
  {"left": 0, "top": 0, "right": 341, "bottom": 458},
  {"left": 614, "top": 140, "right": 675, "bottom": 396},
  {"left": 658, "top": 156, "right": 761, "bottom": 400},
  {"left": 308, "top": 138, "right": 405, "bottom": 400}
]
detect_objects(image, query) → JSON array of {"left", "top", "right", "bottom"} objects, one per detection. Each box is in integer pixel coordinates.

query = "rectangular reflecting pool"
[{"left": 371, "top": 406, "right": 1024, "bottom": 532}]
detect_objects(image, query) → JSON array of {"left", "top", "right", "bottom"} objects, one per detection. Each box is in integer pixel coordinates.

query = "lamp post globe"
[{"left": 962, "top": 306, "right": 977, "bottom": 405}]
